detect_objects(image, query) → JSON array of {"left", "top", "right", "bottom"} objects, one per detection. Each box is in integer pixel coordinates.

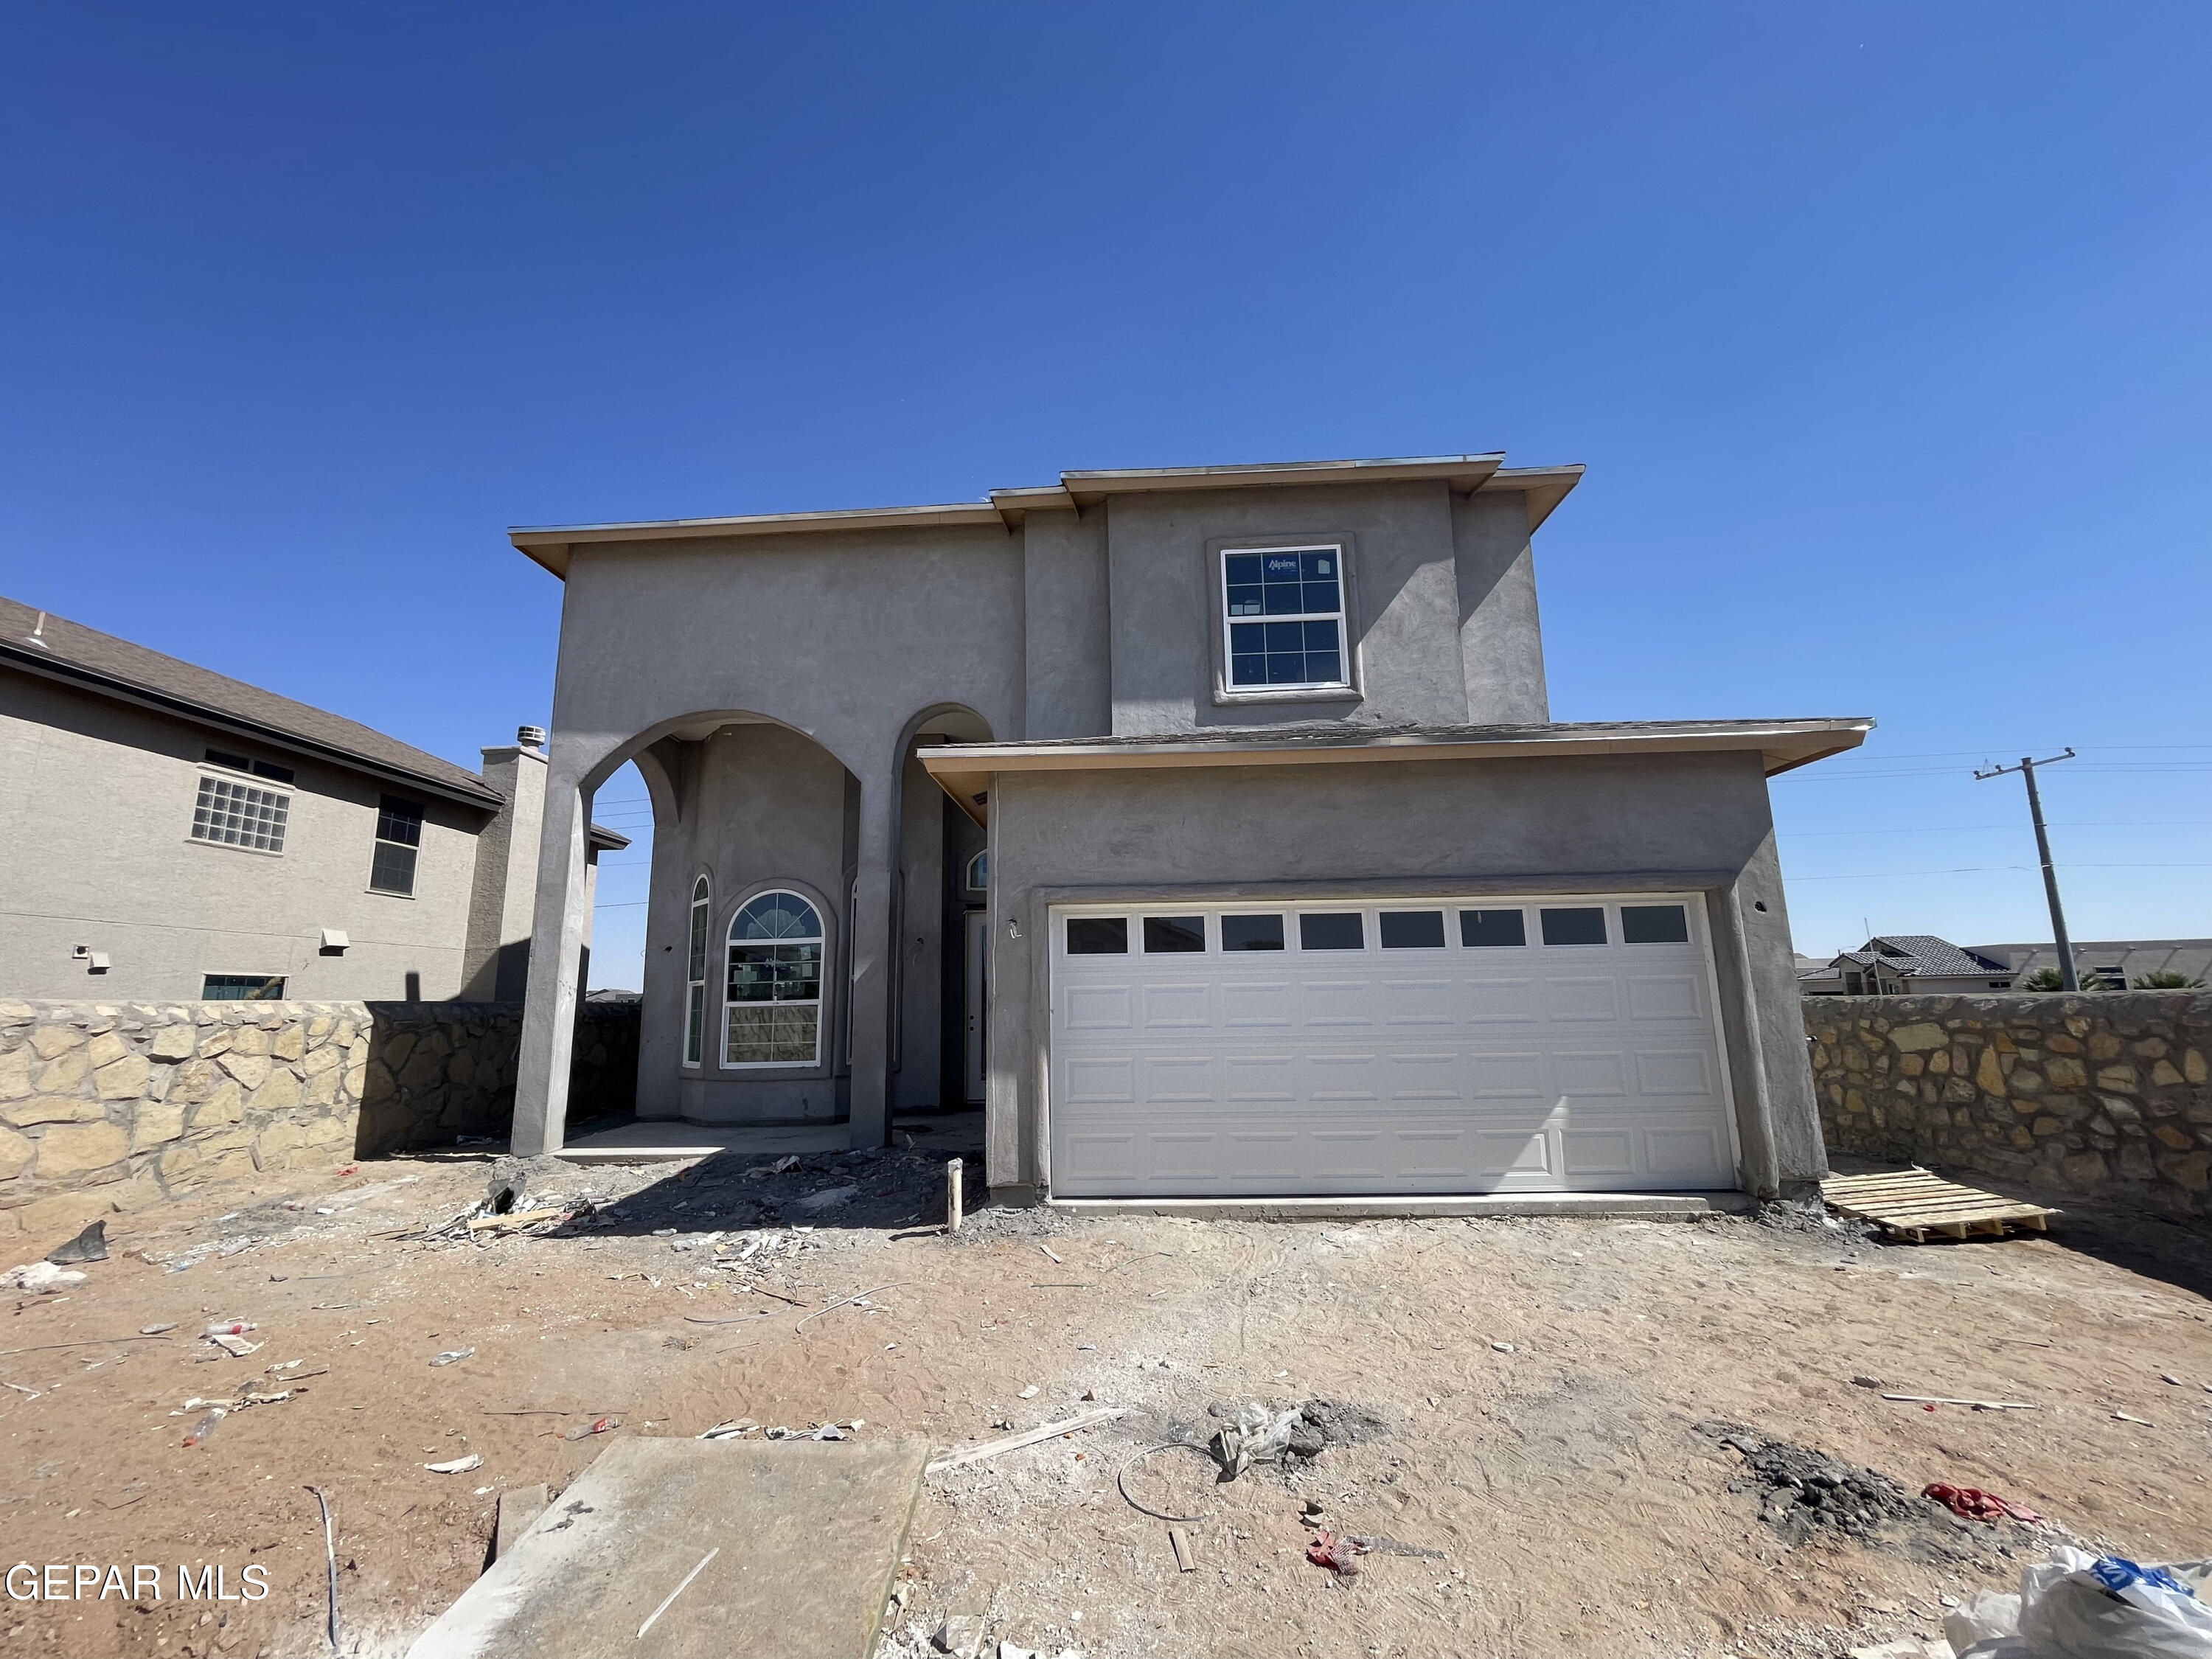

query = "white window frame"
[
  {"left": 964, "top": 849, "right": 988, "bottom": 891},
  {"left": 1219, "top": 543, "right": 1350, "bottom": 693},
  {"left": 683, "top": 877, "right": 710, "bottom": 1067},
  {"left": 189, "top": 773, "right": 291, "bottom": 855},
  {"left": 721, "top": 888, "right": 825, "bottom": 1070}
]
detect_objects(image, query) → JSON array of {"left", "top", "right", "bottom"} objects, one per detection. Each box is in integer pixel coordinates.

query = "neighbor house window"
[
  {"left": 369, "top": 796, "right": 423, "bottom": 894},
  {"left": 1222, "top": 546, "right": 1347, "bottom": 690},
  {"left": 203, "top": 973, "right": 285, "bottom": 1001},
  {"left": 190, "top": 775, "right": 290, "bottom": 853},
  {"left": 724, "top": 891, "right": 824, "bottom": 1066},
  {"left": 964, "top": 850, "right": 988, "bottom": 891},
  {"left": 684, "top": 877, "right": 710, "bottom": 1066}
]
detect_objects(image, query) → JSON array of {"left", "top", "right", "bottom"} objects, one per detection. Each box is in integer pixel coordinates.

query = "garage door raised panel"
[{"left": 1049, "top": 893, "right": 1736, "bottom": 1197}]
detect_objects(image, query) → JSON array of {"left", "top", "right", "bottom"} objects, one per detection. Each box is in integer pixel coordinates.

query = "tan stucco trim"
[
  {"left": 508, "top": 453, "right": 1582, "bottom": 576},
  {"left": 918, "top": 720, "right": 1873, "bottom": 824}
]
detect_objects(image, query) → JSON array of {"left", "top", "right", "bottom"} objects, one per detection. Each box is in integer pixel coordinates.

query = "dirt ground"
[{"left": 4, "top": 1129, "right": 2211, "bottom": 1659}]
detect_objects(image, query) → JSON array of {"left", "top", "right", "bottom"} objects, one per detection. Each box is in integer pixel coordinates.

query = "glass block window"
[
  {"left": 202, "top": 973, "right": 286, "bottom": 1001},
  {"left": 369, "top": 795, "right": 422, "bottom": 895},
  {"left": 724, "top": 891, "right": 824, "bottom": 1065},
  {"left": 190, "top": 776, "right": 289, "bottom": 853},
  {"left": 684, "top": 877, "right": 710, "bottom": 1066},
  {"left": 1222, "top": 546, "right": 1347, "bottom": 689}
]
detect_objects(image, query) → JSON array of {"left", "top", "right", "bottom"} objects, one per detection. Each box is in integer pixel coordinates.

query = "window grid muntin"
[
  {"left": 190, "top": 776, "right": 290, "bottom": 853},
  {"left": 723, "top": 890, "right": 824, "bottom": 1067},
  {"left": 1220, "top": 546, "right": 1349, "bottom": 692}
]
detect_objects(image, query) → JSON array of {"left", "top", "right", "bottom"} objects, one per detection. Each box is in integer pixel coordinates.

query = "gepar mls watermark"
[{"left": 6, "top": 1563, "right": 271, "bottom": 1602}]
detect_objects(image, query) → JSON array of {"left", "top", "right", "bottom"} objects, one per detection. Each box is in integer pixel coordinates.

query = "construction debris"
[
  {"left": 44, "top": 1220, "right": 108, "bottom": 1265},
  {"left": 926, "top": 1407, "right": 1126, "bottom": 1474}
]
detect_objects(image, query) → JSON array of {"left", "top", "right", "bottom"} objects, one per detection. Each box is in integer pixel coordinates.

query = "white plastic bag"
[
  {"left": 1945, "top": 1588, "right": 2023, "bottom": 1652},
  {"left": 2014, "top": 1546, "right": 2212, "bottom": 1658}
]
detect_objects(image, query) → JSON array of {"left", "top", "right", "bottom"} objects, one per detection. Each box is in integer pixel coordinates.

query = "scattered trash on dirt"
[
  {"left": 425, "top": 1453, "right": 484, "bottom": 1474},
  {"left": 1923, "top": 1482, "right": 2041, "bottom": 1523},
  {"left": 1306, "top": 1528, "right": 1366, "bottom": 1576},
  {"left": 794, "top": 1282, "right": 904, "bottom": 1332},
  {"left": 307, "top": 1486, "right": 340, "bottom": 1650},
  {"left": 182, "top": 1406, "right": 226, "bottom": 1447},
  {"left": 563, "top": 1416, "right": 619, "bottom": 1441},
  {"left": 206, "top": 1332, "right": 262, "bottom": 1358},
  {"left": 928, "top": 1407, "right": 1127, "bottom": 1473},
  {"left": 204, "top": 1320, "right": 257, "bottom": 1337},
  {"left": 139, "top": 1322, "right": 177, "bottom": 1335},
  {"left": 4, "top": 1261, "right": 86, "bottom": 1294},
  {"left": 1943, "top": 1545, "right": 2212, "bottom": 1658},
  {"left": 1884, "top": 1392, "right": 2037, "bottom": 1411},
  {"left": 699, "top": 1419, "right": 757, "bottom": 1440},
  {"left": 932, "top": 1613, "right": 985, "bottom": 1656},
  {"left": 430, "top": 1347, "right": 475, "bottom": 1367},
  {"left": 44, "top": 1220, "right": 108, "bottom": 1265},
  {"left": 1167, "top": 1524, "right": 1196, "bottom": 1571},
  {"left": 1207, "top": 1399, "right": 1388, "bottom": 1481},
  {"left": 2115, "top": 1410, "right": 2156, "bottom": 1426},
  {"left": 1700, "top": 1422, "right": 1941, "bottom": 1545}
]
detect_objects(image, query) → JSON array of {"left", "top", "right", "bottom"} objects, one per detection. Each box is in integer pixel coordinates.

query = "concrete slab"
[
  {"left": 1048, "top": 1190, "right": 1756, "bottom": 1221},
  {"left": 554, "top": 1119, "right": 852, "bottom": 1164},
  {"left": 406, "top": 1438, "right": 928, "bottom": 1659},
  {"left": 493, "top": 1485, "right": 547, "bottom": 1560},
  {"left": 554, "top": 1110, "right": 986, "bottom": 1165}
]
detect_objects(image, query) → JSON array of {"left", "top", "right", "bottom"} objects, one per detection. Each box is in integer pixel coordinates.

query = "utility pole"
[{"left": 1975, "top": 748, "right": 2078, "bottom": 991}]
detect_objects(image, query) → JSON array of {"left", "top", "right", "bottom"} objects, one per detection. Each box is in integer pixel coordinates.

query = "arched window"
[
  {"left": 964, "top": 850, "right": 988, "bottom": 891},
  {"left": 725, "top": 890, "right": 824, "bottom": 1067},
  {"left": 683, "top": 877, "right": 710, "bottom": 1066}
]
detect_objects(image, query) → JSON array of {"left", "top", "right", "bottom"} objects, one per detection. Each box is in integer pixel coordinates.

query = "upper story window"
[
  {"left": 369, "top": 796, "right": 423, "bottom": 894},
  {"left": 191, "top": 774, "right": 290, "bottom": 854},
  {"left": 1222, "top": 546, "right": 1347, "bottom": 691},
  {"left": 964, "top": 850, "right": 988, "bottom": 891},
  {"left": 204, "top": 748, "right": 294, "bottom": 785}
]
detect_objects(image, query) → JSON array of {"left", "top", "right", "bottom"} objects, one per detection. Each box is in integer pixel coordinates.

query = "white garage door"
[{"left": 1048, "top": 894, "right": 1736, "bottom": 1197}]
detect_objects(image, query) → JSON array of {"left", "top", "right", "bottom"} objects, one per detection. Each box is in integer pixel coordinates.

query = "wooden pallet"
[{"left": 1820, "top": 1168, "right": 2058, "bottom": 1242}]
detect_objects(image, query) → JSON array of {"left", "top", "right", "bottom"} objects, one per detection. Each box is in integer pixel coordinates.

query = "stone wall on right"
[{"left": 1808, "top": 992, "right": 2212, "bottom": 1217}]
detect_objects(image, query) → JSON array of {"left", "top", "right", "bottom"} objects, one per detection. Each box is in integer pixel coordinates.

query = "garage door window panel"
[
  {"left": 1540, "top": 907, "right": 1608, "bottom": 946},
  {"left": 1459, "top": 909, "right": 1527, "bottom": 948},
  {"left": 1141, "top": 915, "right": 1206, "bottom": 953},
  {"left": 1298, "top": 913, "right": 1364, "bottom": 951},
  {"left": 1621, "top": 904, "right": 1690, "bottom": 944},
  {"left": 1067, "top": 917, "right": 1129, "bottom": 955},
  {"left": 1379, "top": 911, "right": 1446, "bottom": 950},
  {"left": 724, "top": 891, "right": 824, "bottom": 1068},
  {"left": 1221, "top": 914, "right": 1285, "bottom": 951}
]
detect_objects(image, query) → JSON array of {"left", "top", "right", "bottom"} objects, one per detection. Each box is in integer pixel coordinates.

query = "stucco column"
[
  {"left": 844, "top": 767, "right": 897, "bottom": 1149},
  {"left": 511, "top": 770, "right": 591, "bottom": 1156}
]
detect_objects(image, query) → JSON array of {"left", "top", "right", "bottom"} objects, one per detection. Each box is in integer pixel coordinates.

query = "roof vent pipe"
[{"left": 517, "top": 725, "right": 546, "bottom": 750}]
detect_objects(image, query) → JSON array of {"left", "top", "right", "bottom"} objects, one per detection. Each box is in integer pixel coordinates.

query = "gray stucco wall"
[
  {"left": 983, "top": 748, "right": 1818, "bottom": 1198},
  {"left": 1099, "top": 480, "right": 1550, "bottom": 736},
  {"left": 1, "top": 672, "right": 487, "bottom": 1003}
]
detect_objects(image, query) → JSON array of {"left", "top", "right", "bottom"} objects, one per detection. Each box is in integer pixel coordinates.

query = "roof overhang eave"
[
  {"left": 0, "top": 641, "right": 505, "bottom": 810},
  {"left": 919, "top": 719, "right": 1874, "bottom": 825}
]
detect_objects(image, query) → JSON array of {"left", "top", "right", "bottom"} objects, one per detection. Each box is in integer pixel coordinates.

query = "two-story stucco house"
[
  {"left": 504, "top": 453, "right": 1870, "bottom": 1203},
  {"left": 0, "top": 594, "right": 626, "bottom": 1004}
]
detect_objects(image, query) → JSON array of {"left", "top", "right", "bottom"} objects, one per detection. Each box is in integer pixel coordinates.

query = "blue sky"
[{"left": 6, "top": 3, "right": 2208, "bottom": 987}]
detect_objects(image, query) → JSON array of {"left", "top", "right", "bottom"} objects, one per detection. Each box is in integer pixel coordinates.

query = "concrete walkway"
[{"left": 555, "top": 1110, "right": 986, "bottom": 1164}]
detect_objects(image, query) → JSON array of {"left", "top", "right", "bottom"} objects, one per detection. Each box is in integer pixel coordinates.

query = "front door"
[{"left": 963, "top": 910, "right": 989, "bottom": 1104}]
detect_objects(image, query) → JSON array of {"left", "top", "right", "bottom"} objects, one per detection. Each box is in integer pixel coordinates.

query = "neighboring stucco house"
[
  {"left": 1968, "top": 939, "right": 2212, "bottom": 990},
  {"left": 503, "top": 452, "right": 1871, "bottom": 1201},
  {"left": 0, "top": 595, "right": 626, "bottom": 1004},
  {"left": 1800, "top": 936, "right": 2017, "bottom": 996}
]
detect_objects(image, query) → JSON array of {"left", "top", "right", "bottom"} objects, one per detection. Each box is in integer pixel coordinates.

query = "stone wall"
[
  {"left": 0, "top": 998, "right": 639, "bottom": 1242},
  {"left": 1807, "top": 992, "right": 2212, "bottom": 1218}
]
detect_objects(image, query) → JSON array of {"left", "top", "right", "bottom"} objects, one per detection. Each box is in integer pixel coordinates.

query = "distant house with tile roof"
[{"left": 1799, "top": 935, "right": 2017, "bottom": 995}]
